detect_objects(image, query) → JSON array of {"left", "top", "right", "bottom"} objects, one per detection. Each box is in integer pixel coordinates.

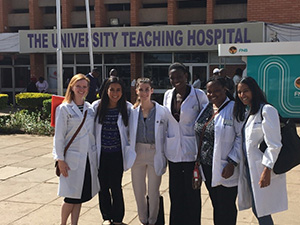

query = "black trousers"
[
  {"left": 202, "top": 164, "right": 237, "bottom": 225},
  {"left": 168, "top": 161, "right": 201, "bottom": 225},
  {"left": 98, "top": 151, "right": 124, "bottom": 223}
]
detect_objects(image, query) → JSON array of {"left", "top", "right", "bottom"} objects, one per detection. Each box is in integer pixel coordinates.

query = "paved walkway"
[{"left": 0, "top": 133, "right": 300, "bottom": 225}]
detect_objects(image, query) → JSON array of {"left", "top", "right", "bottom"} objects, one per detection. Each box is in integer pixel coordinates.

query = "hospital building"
[{"left": 0, "top": 0, "right": 299, "bottom": 103}]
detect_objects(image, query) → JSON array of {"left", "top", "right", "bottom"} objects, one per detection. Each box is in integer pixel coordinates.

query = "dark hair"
[
  {"left": 235, "top": 68, "right": 243, "bottom": 76},
  {"left": 39, "top": 77, "right": 44, "bottom": 82},
  {"left": 133, "top": 77, "right": 153, "bottom": 109},
  {"left": 168, "top": 62, "right": 188, "bottom": 74},
  {"left": 206, "top": 75, "right": 234, "bottom": 100},
  {"left": 95, "top": 77, "right": 128, "bottom": 126},
  {"left": 92, "top": 68, "right": 100, "bottom": 73},
  {"left": 233, "top": 76, "right": 268, "bottom": 122}
]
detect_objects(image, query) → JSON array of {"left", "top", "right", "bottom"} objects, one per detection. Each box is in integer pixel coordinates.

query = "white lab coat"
[
  {"left": 163, "top": 86, "right": 208, "bottom": 162},
  {"left": 238, "top": 104, "right": 288, "bottom": 217},
  {"left": 195, "top": 99, "right": 242, "bottom": 187},
  {"left": 53, "top": 101, "right": 99, "bottom": 199},
  {"left": 129, "top": 102, "right": 168, "bottom": 176},
  {"left": 92, "top": 100, "right": 135, "bottom": 171}
]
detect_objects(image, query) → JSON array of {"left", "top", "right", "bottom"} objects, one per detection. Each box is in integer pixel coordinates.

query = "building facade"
[{"left": 0, "top": 0, "right": 300, "bottom": 104}]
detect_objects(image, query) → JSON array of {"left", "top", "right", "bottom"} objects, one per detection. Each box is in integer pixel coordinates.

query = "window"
[
  {"left": 15, "top": 67, "right": 30, "bottom": 88},
  {"left": 63, "top": 54, "right": 74, "bottom": 64},
  {"left": 178, "top": 1, "right": 206, "bottom": 8},
  {"left": 142, "top": 3, "right": 167, "bottom": 8},
  {"left": 44, "top": 7, "right": 56, "bottom": 14},
  {"left": 144, "top": 66, "right": 170, "bottom": 89},
  {"left": 104, "top": 54, "right": 130, "bottom": 64},
  {"left": 107, "top": 4, "right": 130, "bottom": 11},
  {"left": 174, "top": 52, "right": 208, "bottom": 63},
  {"left": 63, "top": 67, "right": 74, "bottom": 88},
  {"left": 144, "top": 53, "right": 172, "bottom": 63},
  {"left": 46, "top": 54, "right": 57, "bottom": 64},
  {"left": 216, "top": 0, "right": 247, "bottom": 4},
  {"left": 76, "top": 54, "right": 90, "bottom": 64},
  {"left": 14, "top": 54, "right": 30, "bottom": 65},
  {"left": 0, "top": 55, "right": 12, "bottom": 65}
]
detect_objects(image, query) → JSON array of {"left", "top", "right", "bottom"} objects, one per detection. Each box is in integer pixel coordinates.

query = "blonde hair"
[
  {"left": 63, "top": 74, "right": 90, "bottom": 103},
  {"left": 133, "top": 77, "right": 153, "bottom": 109}
]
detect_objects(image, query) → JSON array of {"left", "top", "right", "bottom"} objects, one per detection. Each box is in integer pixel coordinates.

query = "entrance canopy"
[{"left": 0, "top": 33, "right": 19, "bottom": 53}]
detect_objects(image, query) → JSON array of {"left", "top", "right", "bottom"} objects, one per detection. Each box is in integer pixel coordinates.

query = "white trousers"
[{"left": 131, "top": 143, "right": 162, "bottom": 224}]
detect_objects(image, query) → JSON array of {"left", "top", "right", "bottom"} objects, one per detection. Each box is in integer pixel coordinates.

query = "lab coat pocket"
[
  {"left": 65, "top": 150, "right": 80, "bottom": 171},
  {"left": 166, "top": 136, "right": 177, "bottom": 155},
  {"left": 182, "top": 135, "right": 197, "bottom": 156}
]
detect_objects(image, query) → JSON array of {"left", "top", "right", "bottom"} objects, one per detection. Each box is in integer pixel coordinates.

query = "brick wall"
[
  {"left": 95, "top": 0, "right": 106, "bottom": 27},
  {"left": 30, "top": 54, "right": 44, "bottom": 79},
  {"left": 0, "top": 0, "right": 10, "bottom": 32},
  {"left": 62, "top": 0, "right": 74, "bottom": 28},
  {"left": 29, "top": 0, "right": 43, "bottom": 29},
  {"left": 248, "top": 0, "right": 300, "bottom": 23},
  {"left": 131, "top": 0, "right": 141, "bottom": 26},
  {"left": 206, "top": 0, "right": 215, "bottom": 24},
  {"left": 168, "top": 0, "right": 177, "bottom": 25}
]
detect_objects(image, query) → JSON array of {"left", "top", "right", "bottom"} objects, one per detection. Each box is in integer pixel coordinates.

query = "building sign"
[
  {"left": 19, "top": 22, "right": 264, "bottom": 53},
  {"left": 218, "top": 41, "right": 300, "bottom": 57}
]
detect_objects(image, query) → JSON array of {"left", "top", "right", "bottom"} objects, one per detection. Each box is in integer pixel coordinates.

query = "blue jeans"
[{"left": 245, "top": 161, "right": 274, "bottom": 225}]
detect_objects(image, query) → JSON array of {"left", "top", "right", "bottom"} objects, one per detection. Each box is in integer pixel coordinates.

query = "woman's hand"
[
  {"left": 259, "top": 167, "right": 271, "bottom": 188},
  {"left": 222, "top": 163, "right": 235, "bottom": 179},
  {"left": 58, "top": 160, "right": 70, "bottom": 177}
]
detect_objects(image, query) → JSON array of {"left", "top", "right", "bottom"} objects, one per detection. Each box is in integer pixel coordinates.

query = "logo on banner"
[
  {"left": 229, "top": 46, "right": 237, "bottom": 54},
  {"left": 295, "top": 77, "right": 300, "bottom": 90}
]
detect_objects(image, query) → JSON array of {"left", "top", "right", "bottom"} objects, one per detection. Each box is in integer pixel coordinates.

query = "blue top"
[
  {"left": 101, "top": 108, "right": 121, "bottom": 153},
  {"left": 136, "top": 105, "right": 156, "bottom": 144}
]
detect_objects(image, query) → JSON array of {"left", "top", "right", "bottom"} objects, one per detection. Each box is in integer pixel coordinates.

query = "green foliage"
[
  {"left": 0, "top": 109, "right": 54, "bottom": 136},
  {"left": 15, "top": 93, "right": 52, "bottom": 110},
  {"left": 42, "top": 98, "right": 52, "bottom": 118},
  {"left": 0, "top": 94, "right": 8, "bottom": 110}
]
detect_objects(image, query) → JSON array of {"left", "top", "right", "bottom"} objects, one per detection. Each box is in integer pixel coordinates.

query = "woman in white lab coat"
[
  {"left": 93, "top": 77, "right": 133, "bottom": 225},
  {"left": 234, "top": 76, "right": 288, "bottom": 225},
  {"left": 53, "top": 74, "right": 99, "bottom": 225},
  {"left": 129, "top": 78, "right": 168, "bottom": 225},
  {"left": 163, "top": 62, "right": 208, "bottom": 225},
  {"left": 194, "top": 76, "right": 242, "bottom": 225}
]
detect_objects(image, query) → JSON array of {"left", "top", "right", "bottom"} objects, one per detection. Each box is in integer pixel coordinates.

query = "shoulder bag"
[
  {"left": 259, "top": 105, "right": 300, "bottom": 174},
  {"left": 55, "top": 110, "right": 88, "bottom": 177}
]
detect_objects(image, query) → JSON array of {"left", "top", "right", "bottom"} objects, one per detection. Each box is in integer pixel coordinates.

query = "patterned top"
[
  {"left": 136, "top": 105, "right": 156, "bottom": 144},
  {"left": 77, "top": 104, "right": 84, "bottom": 112},
  {"left": 101, "top": 108, "right": 121, "bottom": 153},
  {"left": 194, "top": 103, "right": 215, "bottom": 166}
]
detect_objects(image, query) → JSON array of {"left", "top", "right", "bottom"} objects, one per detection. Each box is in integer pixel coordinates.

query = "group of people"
[
  {"left": 53, "top": 62, "right": 287, "bottom": 225},
  {"left": 27, "top": 76, "right": 49, "bottom": 93}
]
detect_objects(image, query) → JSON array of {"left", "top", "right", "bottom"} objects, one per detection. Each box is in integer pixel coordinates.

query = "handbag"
[
  {"left": 259, "top": 106, "right": 300, "bottom": 174},
  {"left": 193, "top": 100, "right": 230, "bottom": 189},
  {"left": 55, "top": 110, "right": 88, "bottom": 177}
]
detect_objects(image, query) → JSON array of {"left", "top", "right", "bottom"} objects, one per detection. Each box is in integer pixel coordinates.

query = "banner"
[{"left": 19, "top": 22, "right": 264, "bottom": 53}]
